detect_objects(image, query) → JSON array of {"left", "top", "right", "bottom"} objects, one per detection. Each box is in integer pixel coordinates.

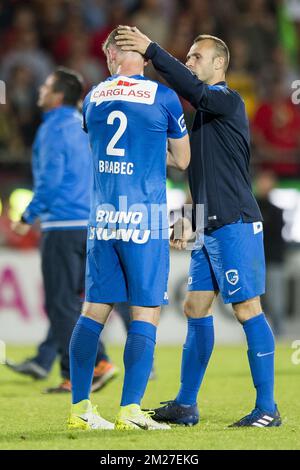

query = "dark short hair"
[
  {"left": 52, "top": 67, "right": 84, "bottom": 106},
  {"left": 194, "top": 34, "right": 230, "bottom": 72}
]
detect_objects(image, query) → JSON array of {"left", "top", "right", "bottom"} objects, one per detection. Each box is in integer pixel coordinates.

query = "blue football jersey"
[{"left": 82, "top": 74, "right": 187, "bottom": 238}]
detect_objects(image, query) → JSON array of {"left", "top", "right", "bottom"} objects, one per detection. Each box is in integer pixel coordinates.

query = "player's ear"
[
  {"left": 54, "top": 91, "right": 64, "bottom": 107},
  {"left": 144, "top": 59, "right": 149, "bottom": 67},
  {"left": 107, "top": 46, "right": 117, "bottom": 62},
  {"left": 214, "top": 56, "right": 224, "bottom": 70}
]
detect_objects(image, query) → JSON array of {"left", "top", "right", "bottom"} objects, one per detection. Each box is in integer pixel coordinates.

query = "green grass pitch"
[{"left": 0, "top": 344, "right": 299, "bottom": 450}]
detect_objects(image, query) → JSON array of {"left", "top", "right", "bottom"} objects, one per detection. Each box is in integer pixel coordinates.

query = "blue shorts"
[
  {"left": 85, "top": 234, "right": 169, "bottom": 306},
  {"left": 188, "top": 219, "right": 266, "bottom": 304}
]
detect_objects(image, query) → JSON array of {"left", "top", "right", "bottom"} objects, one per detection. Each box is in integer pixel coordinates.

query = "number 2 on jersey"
[{"left": 106, "top": 111, "right": 127, "bottom": 157}]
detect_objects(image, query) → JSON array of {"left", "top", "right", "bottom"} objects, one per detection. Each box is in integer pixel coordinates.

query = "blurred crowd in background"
[
  {"left": 1, "top": 0, "right": 300, "bottom": 335},
  {"left": 0, "top": 0, "right": 300, "bottom": 250}
]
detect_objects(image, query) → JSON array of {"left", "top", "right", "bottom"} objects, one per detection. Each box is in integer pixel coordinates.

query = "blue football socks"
[
  {"left": 176, "top": 316, "right": 214, "bottom": 405},
  {"left": 70, "top": 316, "right": 104, "bottom": 404},
  {"left": 121, "top": 320, "right": 156, "bottom": 406},
  {"left": 243, "top": 313, "right": 276, "bottom": 413}
]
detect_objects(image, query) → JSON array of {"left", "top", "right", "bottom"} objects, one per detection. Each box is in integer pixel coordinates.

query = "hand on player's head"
[{"left": 115, "top": 26, "right": 152, "bottom": 56}]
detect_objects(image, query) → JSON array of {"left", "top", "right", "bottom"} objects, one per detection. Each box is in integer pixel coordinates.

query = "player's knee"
[
  {"left": 183, "top": 299, "right": 211, "bottom": 318},
  {"left": 233, "top": 309, "right": 253, "bottom": 323},
  {"left": 131, "top": 307, "right": 161, "bottom": 326},
  {"left": 232, "top": 297, "right": 262, "bottom": 323},
  {"left": 81, "top": 301, "right": 112, "bottom": 324}
]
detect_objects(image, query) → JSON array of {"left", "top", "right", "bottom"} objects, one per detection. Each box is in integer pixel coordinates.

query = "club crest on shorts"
[{"left": 225, "top": 269, "right": 239, "bottom": 286}]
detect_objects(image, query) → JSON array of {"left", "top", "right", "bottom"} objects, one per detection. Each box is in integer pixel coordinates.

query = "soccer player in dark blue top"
[
  {"left": 68, "top": 29, "right": 190, "bottom": 430},
  {"left": 116, "top": 27, "right": 281, "bottom": 428}
]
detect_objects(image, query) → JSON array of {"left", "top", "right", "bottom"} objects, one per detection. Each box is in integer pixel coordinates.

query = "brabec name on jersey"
[{"left": 82, "top": 74, "right": 187, "bottom": 242}]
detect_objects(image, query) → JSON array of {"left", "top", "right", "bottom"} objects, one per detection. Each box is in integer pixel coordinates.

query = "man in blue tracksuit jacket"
[{"left": 9, "top": 68, "right": 117, "bottom": 392}]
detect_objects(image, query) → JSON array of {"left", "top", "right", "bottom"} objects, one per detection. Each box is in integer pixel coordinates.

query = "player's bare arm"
[{"left": 167, "top": 134, "right": 190, "bottom": 171}]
